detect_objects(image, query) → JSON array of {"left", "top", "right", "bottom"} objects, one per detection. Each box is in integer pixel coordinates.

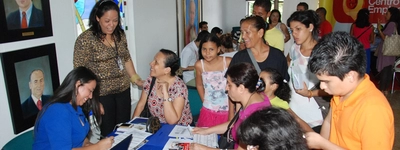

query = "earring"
[{"left": 310, "top": 30, "right": 313, "bottom": 32}]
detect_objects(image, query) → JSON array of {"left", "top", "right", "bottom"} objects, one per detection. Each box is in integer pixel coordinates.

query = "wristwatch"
[{"left": 164, "top": 97, "right": 173, "bottom": 102}]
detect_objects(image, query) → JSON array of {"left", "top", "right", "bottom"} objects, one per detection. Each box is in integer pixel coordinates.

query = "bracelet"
[
  {"left": 130, "top": 74, "right": 141, "bottom": 84},
  {"left": 308, "top": 90, "right": 312, "bottom": 99}
]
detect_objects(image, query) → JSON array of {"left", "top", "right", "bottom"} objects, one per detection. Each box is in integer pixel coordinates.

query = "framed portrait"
[
  {"left": 183, "top": 0, "right": 202, "bottom": 45},
  {"left": 1, "top": 43, "right": 59, "bottom": 134},
  {"left": 0, "top": 0, "right": 53, "bottom": 43}
]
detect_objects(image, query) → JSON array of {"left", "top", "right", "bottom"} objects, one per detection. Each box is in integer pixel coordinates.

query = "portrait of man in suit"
[
  {"left": 21, "top": 69, "right": 50, "bottom": 118},
  {"left": 6, "top": 0, "right": 44, "bottom": 30}
]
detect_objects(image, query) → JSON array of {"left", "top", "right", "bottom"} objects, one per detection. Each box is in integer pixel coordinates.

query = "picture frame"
[
  {"left": 1, "top": 43, "right": 59, "bottom": 134},
  {"left": 0, "top": 0, "right": 53, "bottom": 43},
  {"left": 183, "top": 0, "right": 202, "bottom": 45}
]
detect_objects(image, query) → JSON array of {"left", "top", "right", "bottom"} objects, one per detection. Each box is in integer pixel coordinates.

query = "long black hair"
[
  {"left": 34, "top": 67, "right": 101, "bottom": 135},
  {"left": 89, "top": 0, "right": 124, "bottom": 41},
  {"left": 382, "top": 7, "right": 400, "bottom": 32},
  {"left": 198, "top": 33, "right": 221, "bottom": 60},
  {"left": 268, "top": 9, "right": 282, "bottom": 24},
  {"left": 287, "top": 10, "right": 320, "bottom": 40},
  {"left": 226, "top": 62, "right": 264, "bottom": 93},
  {"left": 354, "top": 8, "right": 371, "bottom": 28}
]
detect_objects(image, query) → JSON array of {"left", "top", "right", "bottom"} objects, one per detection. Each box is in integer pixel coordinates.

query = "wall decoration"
[
  {"left": 0, "top": 0, "right": 53, "bottom": 43},
  {"left": 1, "top": 44, "right": 59, "bottom": 134},
  {"left": 183, "top": 0, "right": 202, "bottom": 45}
]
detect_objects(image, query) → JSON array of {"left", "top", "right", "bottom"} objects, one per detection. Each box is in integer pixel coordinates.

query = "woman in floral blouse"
[{"left": 133, "top": 49, "right": 193, "bottom": 125}]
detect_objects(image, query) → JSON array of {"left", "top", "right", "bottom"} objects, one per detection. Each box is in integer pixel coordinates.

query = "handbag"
[
  {"left": 382, "top": 27, "right": 400, "bottom": 56},
  {"left": 218, "top": 106, "right": 242, "bottom": 149},
  {"left": 140, "top": 77, "right": 156, "bottom": 117}
]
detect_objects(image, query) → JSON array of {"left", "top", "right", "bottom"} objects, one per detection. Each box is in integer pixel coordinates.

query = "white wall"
[
  {"left": 202, "top": 0, "right": 246, "bottom": 35},
  {"left": 126, "top": 0, "right": 178, "bottom": 104},
  {"left": 0, "top": 0, "right": 76, "bottom": 147}
]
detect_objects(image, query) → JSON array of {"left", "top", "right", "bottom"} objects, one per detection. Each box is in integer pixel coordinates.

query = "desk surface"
[{"left": 139, "top": 124, "right": 176, "bottom": 150}]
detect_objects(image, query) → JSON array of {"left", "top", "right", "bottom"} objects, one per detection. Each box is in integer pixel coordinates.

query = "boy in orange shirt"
[{"left": 305, "top": 31, "right": 394, "bottom": 150}]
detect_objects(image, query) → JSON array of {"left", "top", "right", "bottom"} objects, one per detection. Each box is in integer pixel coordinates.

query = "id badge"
[{"left": 116, "top": 57, "right": 124, "bottom": 70}]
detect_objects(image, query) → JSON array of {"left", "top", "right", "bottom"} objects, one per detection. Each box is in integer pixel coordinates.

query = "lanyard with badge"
[{"left": 106, "top": 38, "right": 124, "bottom": 70}]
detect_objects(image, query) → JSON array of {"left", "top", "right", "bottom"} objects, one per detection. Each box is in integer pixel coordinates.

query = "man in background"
[
  {"left": 22, "top": 69, "right": 50, "bottom": 118},
  {"left": 316, "top": 7, "right": 332, "bottom": 39},
  {"left": 296, "top": 2, "right": 308, "bottom": 11},
  {"left": 181, "top": 30, "right": 209, "bottom": 85},
  {"left": 199, "top": 21, "right": 208, "bottom": 32},
  {"left": 6, "top": 0, "right": 44, "bottom": 30}
]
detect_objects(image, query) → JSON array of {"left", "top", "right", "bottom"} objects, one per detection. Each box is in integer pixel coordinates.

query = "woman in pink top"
[
  {"left": 350, "top": 8, "right": 374, "bottom": 74},
  {"left": 191, "top": 62, "right": 270, "bottom": 150}
]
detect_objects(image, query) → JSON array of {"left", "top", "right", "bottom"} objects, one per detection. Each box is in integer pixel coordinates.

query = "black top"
[{"left": 229, "top": 47, "right": 289, "bottom": 81}]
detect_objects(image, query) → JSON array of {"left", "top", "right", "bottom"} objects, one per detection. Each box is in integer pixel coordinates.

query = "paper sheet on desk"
[
  {"left": 162, "top": 139, "right": 192, "bottom": 150},
  {"left": 111, "top": 126, "right": 152, "bottom": 149},
  {"left": 168, "top": 125, "right": 192, "bottom": 138}
]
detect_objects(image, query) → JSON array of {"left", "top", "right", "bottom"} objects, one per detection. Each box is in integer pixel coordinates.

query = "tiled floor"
[{"left": 387, "top": 91, "right": 400, "bottom": 150}]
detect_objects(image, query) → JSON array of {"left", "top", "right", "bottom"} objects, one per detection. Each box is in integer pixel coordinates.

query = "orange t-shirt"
[{"left": 329, "top": 75, "right": 394, "bottom": 149}]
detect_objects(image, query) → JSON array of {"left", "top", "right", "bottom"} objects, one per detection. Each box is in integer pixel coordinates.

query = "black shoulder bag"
[
  {"left": 140, "top": 77, "right": 156, "bottom": 117},
  {"left": 218, "top": 106, "right": 242, "bottom": 149}
]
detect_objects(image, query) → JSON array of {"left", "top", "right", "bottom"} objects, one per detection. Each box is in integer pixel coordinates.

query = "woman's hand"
[
  {"left": 192, "top": 127, "right": 211, "bottom": 135},
  {"left": 294, "top": 82, "right": 309, "bottom": 97},
  {"left": 96, "top": 136, "right": 114, "bottom": 150},
  {"left": 157, "top": 80, "right": 169, "bottom": 99},
  {"left": 135, "top": 79, "right": 144, "bottom": 87}
]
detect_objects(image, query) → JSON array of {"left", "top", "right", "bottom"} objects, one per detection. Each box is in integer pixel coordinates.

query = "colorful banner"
[{"left": 329, "top": 0, "right": 400, "bottom": 23}]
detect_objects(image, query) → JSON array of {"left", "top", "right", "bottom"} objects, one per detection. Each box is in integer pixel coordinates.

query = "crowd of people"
[{"left": 31, "top": 0, "right": 397, "bottom": 149}]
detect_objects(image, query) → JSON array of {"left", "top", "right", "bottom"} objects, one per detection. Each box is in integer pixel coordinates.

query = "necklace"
[
  {"left": 243, "top": 92, "right": 255, "bottom": 109},
  {"left": 105, "top": 37, "right": 115, "bottom": 48}
]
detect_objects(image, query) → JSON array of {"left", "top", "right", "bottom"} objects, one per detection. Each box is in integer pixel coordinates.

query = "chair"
[
  {"left": 2, "top": 130, "right": 34, "bottom": 150},
  {"left": 391, "top": 58, "right": 400, "bottom": 94},
  {"left": 187, "top": 85, "right": 202, "bottom": 126}
]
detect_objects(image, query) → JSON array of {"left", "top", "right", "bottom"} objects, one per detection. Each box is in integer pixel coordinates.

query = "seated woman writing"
[
  {"left": 132, "top": 49, "right": 193, "bottom": 125},
  {"left": 33, "top": 67, "right": 114, "bottom": 150}
]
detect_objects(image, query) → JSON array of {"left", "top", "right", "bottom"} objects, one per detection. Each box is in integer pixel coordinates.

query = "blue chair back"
[
  {"left": 2, "top": 130, "right": 34, "bottom": 150},
  {"left": 187, "top": 86, "right": 202, "bottom": 124}
]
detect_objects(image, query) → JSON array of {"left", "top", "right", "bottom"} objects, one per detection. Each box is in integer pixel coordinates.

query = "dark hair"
[
  {"left": 226, "top": 62, "right": 264, "bottom": 93},
  {"left": 198, "top": 34, "right": 221, "bottom": 60},
  {"left": 237, "top": 107, "right": 308, "bottom": 150},
  {"left": 316, "top": 7, "right": 327, "bottom": 17},
  {"left": 220, "top": 33, "right": 233, "bottom": 49},
  {"left": 241, "top": 15, "right": 267, "bottom": 43},
  {"left": 253, "top": 0, "right": 272, "bottom": 13},
  {"left": 261, "top": 68, "right": 291, "bottom": 102},
  {"left": 287, "top": 10, "right": 320, "bottom": 40},
  {"left": 354, "top": 8, "right": 370, "bottom": 28},
  {"left": 89, "top": 0, "right": 124, "bottom": 42},
  {"left": 268, "top": 9, "right": 282, "bottom": 24},
  {"left": 35, "top": 67, "right": 101, "bottom": 136},
  {"left": 159, "top": 49, "right": 180, "bottom": 76},
  {"left": 199, "top": 21, "right": 208, "bottom": 29},
  {"left": 297, "top": 2, "right": 309, "bottom": 10},
  {"left": 195, "top": 30, "right": 210, "bottom": 42},
  {"left": 308, "top": 31, "right": 366, "bottom": 80},
  {"left": 382, "top": 7, "right": 400, "bottom": 32},
  {"left": 211, "top": 27, "right": 223, "bottom": 35}
]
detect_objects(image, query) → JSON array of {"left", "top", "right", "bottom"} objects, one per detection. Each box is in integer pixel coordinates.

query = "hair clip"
[
  {"left": 283, "top": 79, "right": 288, "bottom": 83},
  {"left": 256, "top": 78, "right": 262, "bottom": 89}
]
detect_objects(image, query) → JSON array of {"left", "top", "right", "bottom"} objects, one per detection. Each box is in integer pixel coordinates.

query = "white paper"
[
  {"left": 168, "top": 125, "right": 193, "bottom": 138},
  {"left": 111, "top": 126, "right": 152, "bottom": 150}
]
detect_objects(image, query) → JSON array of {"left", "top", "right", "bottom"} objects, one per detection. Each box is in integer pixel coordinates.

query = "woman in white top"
[
  {"left": 268, "top": 9, "right": 291, "bottom": 43},
  {"left": 286, "top": 10, "right": 329, "bottom": 133}
]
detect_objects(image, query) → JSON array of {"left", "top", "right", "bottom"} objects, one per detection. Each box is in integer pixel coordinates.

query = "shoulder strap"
[
  {"left": 356, "top": 25, "right": 372, "bottom": 39},
  {"left": 223, "top": 56, "right": 227, "bottom": 70},
  {"left": 200, "top": 59, "right": 205, "bottom": 72},
  {"left": 247, "top": 49, "right": 261, "bottom": 74},
  {"left": 147, "top": 77, "right": 156, "bottom": 99},
  {"left": 223, "top": 106, "right": 242, "bottom": 135}
]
